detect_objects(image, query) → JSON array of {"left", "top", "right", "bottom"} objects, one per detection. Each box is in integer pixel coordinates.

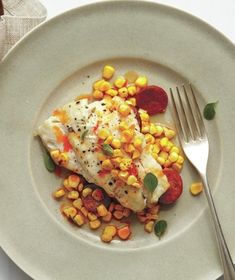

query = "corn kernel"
[
  {"left": 190, "top": 182, "right": 203, "bottom": 196},
  {"left": 67, "top": 191, "right": 79, "bottom": 200},
  {"left": 177, "top": 155, "right": 184, "bottom": 164},
  {"left": 172, "top": 163, "right": 182, "bottom": 172},
  {"left": 101, "top": 225, "right": 117, "bottom": 242},
  {"left": 135, "top": 76, "right": 148, "bottom": 88},
  {"left": 133, "top": 182, "right": 141, "bottom": 188},
  {"left": 97, "top": 128, "right": 110, "bottom": 140},
  {"left": 73, "top": 214, "right": 85, "bottom": 226},
  {"left": 127, "top": 97, "right": 136, "bottom": 107},
  {"left": 88, "top": 212, "right": 97, "bottom": 221},
  {"left": 164, "top": 128, "right": 176, "bottom": 139},
  {"left": 118, "top": 103, "right": 131, "bottom": 117},
  {"left": 97, "top": 153, "right": 107, "bottom": 161},
  {"left": 102, "top": 65, "right": 115, "bottom": 80},
  {"left": 113, "top": 210, "right": 124, "bottom": 220},
  {"left": 68, "top": 175, "right": 80, "bottom": 189},
  {"left": 93, "top": 89, "right": 103, "bottom": 99},
  {"left": 157, "top": 156, "right": 165, "bottom": 165},
  {"left": 159, "top": 151, "right": 168, "bottom": 160},
  {"left": 111, "top": 169, "right": 119, "bottom": 177},
  {"left": 111, "top": 157, "right": 122, "bottom": 167},
  {"left": 124, "top": 144, "right": 135, "bottom": 153},
  {"left": 140, "top": 112, "right": 150, "bottom": 122},
  {"left": 169, "top": 152, "right": 179, "bottom": 162},
  {"left": 118, "top": 87, "right": 128, "bottom": 98},
  {"left": 63, "top": 206, "right": 77, "bottom": 219},
  {"left": 53, "top": 188, "right": 65, "bottom": 199},
  {"left": 154, "top": 125, "right": 164, "bottom": 137},
  {"left": 104, "top": 135, "right": 113, "bottom": 144},
  {"left": 73, "top": 198, "right": 83, "bottom": 209},
  {"left": 93, "top": 79, "right": 105, "bottom": 90},
  {"left": 111, "top": 138, "right": 121, "bottom": 149},
  {"left": 123, "top": 208, "right": 131, "bottom": 217},
  {"left": 127, "top": 85, "right": 137, "bottom": 96},
  {"left": 99, "top": 80, "right": 111, "bottom": 92},
  {"left": 127, "top": 175, "right": 137, "bottom": 185},
  {"left": 118, "top": 171, "right": 129, "bottom": 180},
  {"left": 101, "top": 159, "right": 113, "bottom": 170},
  {"left": 119, "top": 121, "right": 129, "bottom": 131},
  {"left": 105, "top": 88, "right": 118, "bottom": 97},
  {"left": 160, "top": 137, "right": 169, "bottom": 147},
  {"left": 78, "top": 183, "right": 84, "bottom": 192},
  {"left": 113, "top": 149, "right": 123, "bottom": 157},
  {"left": 152, "top": 144, "right": 160, "bottom": 154},
  {"left": 121, "top": 130, "right": 134, "bottom": 143},
  {"left": 114, "top": 76, "right": 126, "bottom": 88},
  {"left": 152, "top": 153, "right": 158, "bottom": 160},
  {"left": 132, "top": 149, "right": 141, "bottom": 159},
  {"left": 120, "top": 158, "right": 132, "bottom": 171},
  {"left": 149, "top": 123, "right": 158, "bottom": 135},
  {"left": 89, "top": 219, "right": 101, "bottom": 230},
  {"left": 170, "top": 146, "right": 180, "bottom": 154},
  {"left": 133, "top": 137, "right": 143, "bottom": 150},
  {"left": 102, "top": 211, "right": 112, "bottom": 222},
  {"left": 141, "top": 125, "right": 150, "bottom": 133},
  {"left": 163, "top": 141, "right": 173, "bottom": 152},
  {"left": 59, "top": 152, "right": 68, "bottom": 164},
  {"left": 82, "top": 187, "right": 92, "bottom": 198},
  {"left": 50, "top": 149, "right": 60, "bottom": 159},
  {"left": 144, "top": 221, "right": 154, "bottom": 233},
  {"left": 81, "top": 207, "right": 88, "bottom": 217},
  {"left": 97, "top": 204, "right": 108, "bottom": 217},
  {"left": 145, "top": 133, "right": 155, "bottom": 144},
  {"left": 164, "top": 160, "right": 172, "bottom": 168}
]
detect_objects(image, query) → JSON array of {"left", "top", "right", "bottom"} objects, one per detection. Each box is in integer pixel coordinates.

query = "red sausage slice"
[
  {"left": 136, "top": 85, "right": 168, "bottom": 115},
  {"left": 159, "top": 168, "right": 183, "bottom": 204}
]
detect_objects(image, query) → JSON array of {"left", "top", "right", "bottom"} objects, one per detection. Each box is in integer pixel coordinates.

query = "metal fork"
[{"left": 170, "top": 84, "right": 235, "bottom": 280}]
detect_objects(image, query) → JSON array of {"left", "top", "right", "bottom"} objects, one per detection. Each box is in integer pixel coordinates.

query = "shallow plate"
[{"left": 0, "top": 1, "right": 235, "bottom": 279}]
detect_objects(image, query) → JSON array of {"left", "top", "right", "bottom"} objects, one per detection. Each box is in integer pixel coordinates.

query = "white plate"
[{"left": 0, "top": 1, "right": 235, "bottom": 279}]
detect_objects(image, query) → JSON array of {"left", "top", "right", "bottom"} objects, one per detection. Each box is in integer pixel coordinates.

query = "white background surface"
[{"left": 0, "top": 0, "right": 234, "bottom": 279}]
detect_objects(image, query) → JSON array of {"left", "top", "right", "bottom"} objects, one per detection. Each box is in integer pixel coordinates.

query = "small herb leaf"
[
  {"left": 154, "top": 220, "right": 167, "bottom": 239},
  {"left": 43, "top": 152, "right": 56, "bottom": 172},
  {"left": 144, "top": 172, "right": 158, "bottom": 193},
  {"left": 203, "top": 101, "right": 218, "bottom": 120},
  {"left": 102, "top": 144, "right": 113, "bottom": 156},
  {"left": 81, "top": 129, "right": 89, "bottom": 141}
]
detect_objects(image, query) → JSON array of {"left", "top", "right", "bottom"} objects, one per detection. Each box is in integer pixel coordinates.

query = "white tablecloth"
[{"left": 0, "top": 0, "right": 234, "bottom": 279}]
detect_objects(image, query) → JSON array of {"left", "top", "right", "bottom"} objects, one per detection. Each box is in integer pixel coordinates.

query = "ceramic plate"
[{"left": 0, "top": 1, "right": 235, "bottom": 279}]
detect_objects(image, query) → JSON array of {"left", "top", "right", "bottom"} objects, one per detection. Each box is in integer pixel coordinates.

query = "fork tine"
[
  {"left": 189, "top": 85, "right": 206, "bottom": 138},
  {"left": 169, "top": 88, "right": 187, "bottom": 143}
]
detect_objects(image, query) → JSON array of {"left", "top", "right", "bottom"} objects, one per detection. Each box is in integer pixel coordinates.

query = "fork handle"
[{"left": 201, "top": 175, "right": 235, "bottom": 280}]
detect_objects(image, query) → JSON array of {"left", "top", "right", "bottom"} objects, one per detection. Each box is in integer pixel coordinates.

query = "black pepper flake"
[
  {"left": 101, "top": 103, "right": 105, "bottom": 106},
  {"left": 69, "top": 105, "right": 71, "bottom": 108},
  {"left": 83, "top": 126, "right": 86, "bottom": 130},
  {"left": 85, "top": 106, "right": 89, "bottom": 109},
  {"left": 77, "top": 128, "right": 81, "bottom": 132},
  {"left": 68, "top": 127, "right": 74, "bottom": 132},
  {"left": 87, "top": 75, "right": 90, "bottom": 78},
  {"left": 124, "top": 190, "right": 128, "bottom": 194},
  {"left": 108, "top": 182, "right": 113, "bottom": 186},
  {"left": 103, "top": 109, "right": 107, "bottom": 112},
  {"left": 82, "top": 151, "right": 86, "bottom": 154},
  {"left": 74, "top": 118, "right": 77, "bottom": 121},
  {"left": 76, "top": 101, "right": 80, "bottom": 104}
]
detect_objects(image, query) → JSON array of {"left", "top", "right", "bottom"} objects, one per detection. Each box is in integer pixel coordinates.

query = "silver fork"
[{"left": 170, "top": 84, "right": 235, "bottom": 280}]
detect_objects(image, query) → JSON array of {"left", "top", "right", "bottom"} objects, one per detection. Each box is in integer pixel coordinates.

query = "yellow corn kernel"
[
  {"left": 135, "top": 76, "right": 148, "bottom": 88},
  {"left": 98, "top": 80, "right": 111, "bottom": 92},
  {"left": 160, "top": 137, "right": 169, "bottom": 147},
  {"left": 88, "top": 212, "right": 97, "bottom": 221},
  {"left": 164, "top": 160, "right": 172, "bottom": 168},
  {"left": 102, "top": 65, "right": 115, "bottom": 80},
  {"left": 154, "top": 125, "right": 164, "bottom": 137},
  {"left": 63, "top": 206, "right": 77, "bottom": 219},
  {"left": 119, "top": 121, "right": 129, "bottom": 131},
  {"left": 127, "top": 85, "right": 137, "bottom": 96},
  {"left": 133, "top": 137, "right": 143, "bottom": 150},
  {"left": 124, "top": 144, "right": 135, "bottom": 153},
  {"left": 120, "top": 158, "right": 132, "bottom": 171},
  {"left": 163, "top": 141, "right": 174, "bottom": 152},
  {"left": 172, "top": 163, "right": 182, "bottom": 173},
  {"left": 140, "top": 112, "right": 150, "bottom": 122},
  {"left": 89, "top": 219, "right": 101, "bottom": 230},
  {"left": 113, "top": 149, "right": 123, "bottom": 157},
  {"left": 82, "top": 187, "right": 92, "bottom": 198},
  {"left": 101, "top": 225, "right": 117, "bottom": 243},
  {"left": 118, "top": 171, "right": 129, "bottom": 180},
  {"left": 105, "top": 88, "right": 118, "bottom": 97},
  {"left": 73, "top": 198, "right": 83, "bottom": 209},
  {"left": 97, "top": 204, "right": 108, "bottom": 217},
  {"left": 101, "top": 159, "right": 113, "bottom": 170},
  {"left": 104, "top": 135, "right": 113, "bottom": 145},
  {"left": 50, "top": 149, "right": 60, "bottom": 159},
  {"left": 111, "top": 169, "right": 119, "bottom": 177},
  {"left": 127, "top": 175, "right": 137, "bottom": 185},
  {"left": 81, "top": 207, "right": 88, "bottom": 217},
  {"left": 164, "top": 128, "right": 176, "bottom": 139},
  {"left": 97, "top": 128, "right": 110, "bottom": 140},
  {"left": 118, "top": 87, "right": 128, "bottom": 98},
  {"left": 53, "top": 188, "right": 65, "bottom": 199},
  {"left": 170, "top": 146, "right": 180, "bottom": 154},
  {"left": 121, "top": 130, "right": 134, "bottom": 143},
  {"left": 67, "top": 191, "right": 79, "bottom": 200},
  {"left": 144, "top": 221, "right": 154, "bottom": 233},
  {"left": 126, "top": 98, "right": 136, "bottom": 107},
  {"left": 149, "top": 123, "right": 158, "bottom": 135},
  {"left": 73, "top": 214, "right": 85, "bottom": 226},
  {"left": 78, "top": 183, "right": 84, "bottom": 192},
  {"left": 132, "top": 149, "right": 141, "bottom": 159},
  {"left": 169, "top": 152, "right": 179, "bottom": 163},
  {"left": 159, "top": 151, "right": 168, "bottom": 160},
  {"left": 102, "top": 211, "right": 112, "bottom": 222},
  {"left": 68, "top": 175, "right": 80, "bottom": 189},
  {"left": 144, "top": 133, "right": 155, "bottom": 144},
  {"left": 111, "top": 138, "right": 121, "bottom": 149},
  {"left": 93, "top": 79, "right": 105, "bottom": 90},
  {"left": 92, "top": 89, "right": 103, "bottom": 99},
  {"left": 152, "top": 144, "right": 160, "bottom": 154},
  {"left": 97, "top": 153, "right": 107, "bottom": 161},
  {"left": 152, "top": 152, "right": 158, "bottom": 160},
  {"left": 141, "top": 125, "right": 150, "bottom": 134},
  {"left": 114, "top": 76, "right": 126, "bottom": 88},
  {"left": 111, "top": 157, "right": 122, "bottom": 167},
  {"left": 190, "top": 182, "right": 203, "bottom": 196},
  {"left": 157, "top": 156, "right": 165, "bottom": 165},
  {"left": 177, "top": 155, "right": 184, "bottom": 164},
  {"left": 59, "top": 152, "right": 68, "bottom": 163},
  {"left": 118, "top": 103, "right": 131, "bottom": 117}
]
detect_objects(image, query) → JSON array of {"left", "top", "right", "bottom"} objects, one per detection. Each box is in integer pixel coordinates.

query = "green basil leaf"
[
  {"left": 81, "top": 129, "right": 89, "bottom": 141},
  {"left": 43, "top": 152, "right": 56, "bottom": 172},
  {"left": 203, "top": 101, "right": 218, "bottom": 120},
  {"left": 144, "top": 172, "right": 158, "bottom": 193},
  {"left": 102, "top": 144, "right": 113, "bottom": 156},
  {"left": 154, "top": 220, "right": 167, "bottom": 239}
]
